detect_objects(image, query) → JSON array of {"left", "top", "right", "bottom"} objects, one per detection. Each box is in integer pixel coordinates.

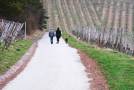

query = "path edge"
[
  {"left": 0, "top": 42, "right": 38, "bottom": 89},
  {"left": 78, "top": 50, "right": 109, "bottom": 90}
]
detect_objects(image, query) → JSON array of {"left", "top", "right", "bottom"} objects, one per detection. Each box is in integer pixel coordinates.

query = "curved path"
[{"left": 3, "top": 33, "right": 90, "bottom": 90}]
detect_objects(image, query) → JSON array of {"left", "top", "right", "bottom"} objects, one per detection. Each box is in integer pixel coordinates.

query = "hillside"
[
  {"left": 44, "top": 0, "right": 134, "bottom": 55},
  {"left": 0, "top": 0, "right": 134, "bottom": 90},
  {"left": 43, "top": 0, "right": 134, "bottom": 89}
]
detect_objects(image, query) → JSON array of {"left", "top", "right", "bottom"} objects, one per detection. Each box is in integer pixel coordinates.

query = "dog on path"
[{"left": 65, "top": 38, "right": 68, "bottom": 43}]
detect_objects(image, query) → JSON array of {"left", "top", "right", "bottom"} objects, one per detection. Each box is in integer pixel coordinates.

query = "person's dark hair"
[{"left": 57, "top": 27, "right": 60, "bottom": 30}]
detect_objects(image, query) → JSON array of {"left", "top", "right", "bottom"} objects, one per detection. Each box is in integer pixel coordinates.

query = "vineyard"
[
  {"left": 0, "top": 19, "right": 24, "bottom": 50},
  {"left": 44, "top": 0, "right": 134, "bottom": 55}
]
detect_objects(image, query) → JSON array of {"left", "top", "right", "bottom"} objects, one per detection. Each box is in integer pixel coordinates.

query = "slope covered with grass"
[
  {"left": 63, "top": 32, "right": 134, "bottom": 90},
  {"left": 0, "top": 40, "right": 32, "bottom": 75}
]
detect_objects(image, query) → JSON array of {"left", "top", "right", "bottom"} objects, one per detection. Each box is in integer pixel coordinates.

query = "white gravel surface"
[{"left": 3, "top": 33, "right": 90, "bottom": 90}]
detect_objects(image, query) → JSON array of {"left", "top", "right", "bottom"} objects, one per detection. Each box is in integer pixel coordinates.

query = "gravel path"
[{"left": 3, "top": 33, "right": 90, "bottom": 90}]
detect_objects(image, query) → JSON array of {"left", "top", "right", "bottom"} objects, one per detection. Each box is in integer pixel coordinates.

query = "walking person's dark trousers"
[
  {"left": 56, "top": 37, "right": 60, "bottom": 44},
  {"left": 50, "top": 37, "right": 53, "bottom": 44}
]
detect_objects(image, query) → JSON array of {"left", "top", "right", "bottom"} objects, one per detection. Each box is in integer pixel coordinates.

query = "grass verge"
[
  {"left": 0, "top": 40, "right": 32, "bottom": 75},
  {"left": 63, "top": 32, "right": 134, "bottom": 90}
]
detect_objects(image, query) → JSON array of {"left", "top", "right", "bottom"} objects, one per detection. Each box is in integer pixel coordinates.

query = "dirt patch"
[
  {"left": 78, "top": 50, "right": 109, "bottom": 90},
  {"left": 0, "top": 43, "right": 37, "bottom": 90}
]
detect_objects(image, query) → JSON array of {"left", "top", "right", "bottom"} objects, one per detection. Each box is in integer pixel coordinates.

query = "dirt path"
[{"left": 3, "top": 33, "right": 90, "bottom": 90}]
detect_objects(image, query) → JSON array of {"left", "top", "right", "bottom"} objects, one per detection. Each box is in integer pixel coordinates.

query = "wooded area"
[{"left": 0, "top": 0, "right": 47, "bottom": 34}]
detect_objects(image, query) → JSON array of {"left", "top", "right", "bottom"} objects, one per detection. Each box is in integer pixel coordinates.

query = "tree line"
[{"left": 0, "top": 0, "right": 48, "bottom": 34}]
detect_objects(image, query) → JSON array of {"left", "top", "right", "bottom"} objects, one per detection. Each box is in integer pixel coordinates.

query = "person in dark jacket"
[
  {"left": 56, "top": 27, "right": 61, "bottom": 44},
  {"left": 49, "top": 30, "right": 55, "bottom": 44}
]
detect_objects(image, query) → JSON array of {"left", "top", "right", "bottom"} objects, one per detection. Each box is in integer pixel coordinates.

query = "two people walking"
[{"left": 49, "top": 27, "right": 61, "bottom": 44}]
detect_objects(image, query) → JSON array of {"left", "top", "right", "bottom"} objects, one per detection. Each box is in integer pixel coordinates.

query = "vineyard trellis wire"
[
  {"left": 0, "top": 19, "right": 24, "bottom": 50},
  {"left": 72, "top": 26, "right": 134, "bottom": 56}
]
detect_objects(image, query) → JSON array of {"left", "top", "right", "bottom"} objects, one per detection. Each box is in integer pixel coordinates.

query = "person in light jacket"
[{"left": 49, "top": 30, "right": 55, "bottom": 44}]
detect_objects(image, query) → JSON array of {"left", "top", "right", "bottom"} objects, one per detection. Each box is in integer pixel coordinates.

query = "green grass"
[
  {"left": 63, "top": 32, "right": 134, "bottom": 90},
  {"left": 0, "top": 40, "right": 32, "bottom": 75}
]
